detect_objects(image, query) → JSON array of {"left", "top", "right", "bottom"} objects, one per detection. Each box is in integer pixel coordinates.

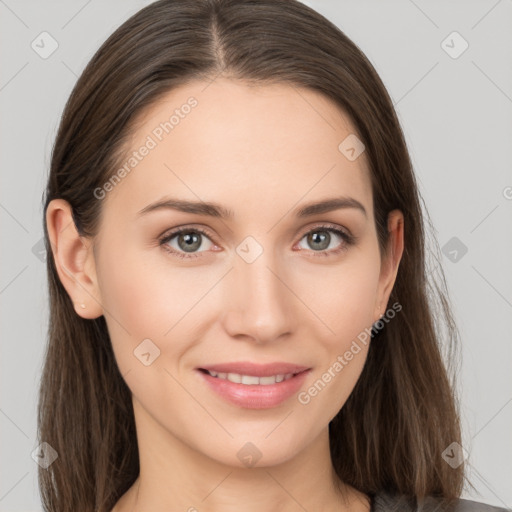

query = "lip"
[
  {"left": 198, "top": 361, "right": 311, "bottom": 377},
  {"left": 196, "top": 363, "right": 312, "bottom": 409}
]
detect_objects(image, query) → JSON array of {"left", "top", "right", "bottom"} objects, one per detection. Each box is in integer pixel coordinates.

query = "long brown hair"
[{"left": 39, "top": 0, "right": 468, "bottom": 510}]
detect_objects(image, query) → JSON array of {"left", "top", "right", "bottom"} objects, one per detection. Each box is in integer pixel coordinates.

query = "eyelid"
[
  {"left": 295, "top": 222, "right": 354, "bottom": 243},
  {"left": 159, "top": 225, "right": 217, "bottom": 244}
]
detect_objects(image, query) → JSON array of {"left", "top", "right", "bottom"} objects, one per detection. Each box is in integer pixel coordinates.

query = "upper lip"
[{"left": 198, "top": 362, "right": 311, "bottom": 377}]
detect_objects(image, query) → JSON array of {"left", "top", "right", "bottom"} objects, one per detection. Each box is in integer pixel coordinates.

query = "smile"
[{"left": 197, "top": 367, "right": 311, "bottom": 409}]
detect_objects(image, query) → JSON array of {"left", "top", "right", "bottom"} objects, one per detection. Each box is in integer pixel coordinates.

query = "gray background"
[{"left": 1, "top": 0, "right": 511, "bottom": 509}]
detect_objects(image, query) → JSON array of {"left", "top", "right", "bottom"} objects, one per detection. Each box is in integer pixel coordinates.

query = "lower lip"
[{"left": 197, "top": 369, "right": 311, "bottom": 409}]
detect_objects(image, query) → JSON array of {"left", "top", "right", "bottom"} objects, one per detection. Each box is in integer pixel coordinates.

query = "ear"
[
  {"left": 373, "top": 209, "right": 404, "bottom": 323},
  {"left": 46, "top": 199, "right": 103, "bottom": 319}
]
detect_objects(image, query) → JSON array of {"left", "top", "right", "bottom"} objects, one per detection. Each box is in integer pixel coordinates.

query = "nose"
[{"left": 221, "top": 246, "right": 295, "bottom": 345}]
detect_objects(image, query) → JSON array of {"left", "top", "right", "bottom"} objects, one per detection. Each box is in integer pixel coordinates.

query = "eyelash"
[{"left": 158, "top": 224, "right": 356, "bottom": 260}]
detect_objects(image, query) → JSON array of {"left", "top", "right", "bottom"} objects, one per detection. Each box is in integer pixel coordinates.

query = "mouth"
[{"left": 195, "top": 365, "right": 312, "bottom": 409}]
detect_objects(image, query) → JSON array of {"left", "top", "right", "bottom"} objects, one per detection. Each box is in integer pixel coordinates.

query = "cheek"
[
  {"left": 97, "top": 250, "right": 163, "bottom": 334},
  {"left": 294, "top": 263, "right": 379, "bottom": 423},
  {"left": 95, "top": 242, "right": 221, "bottom": 368},
  {"left": 295, "top": 250, "right": 381, "bottom": 344},
  {"left": 291, "top": 250, "right": 380, "bottom": 407}
]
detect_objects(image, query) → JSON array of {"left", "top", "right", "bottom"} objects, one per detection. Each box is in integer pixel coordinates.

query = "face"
[{"left": 56, "top": 78, "right": 402, "bottom": 468}]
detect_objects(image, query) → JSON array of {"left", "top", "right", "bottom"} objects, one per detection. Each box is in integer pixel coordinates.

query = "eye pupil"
[
  {"left": 308, "top": 231, "right": 330, "bottom": 251},
  {"left": 178, "top": 232, "right": 201, "bottom": 252}
]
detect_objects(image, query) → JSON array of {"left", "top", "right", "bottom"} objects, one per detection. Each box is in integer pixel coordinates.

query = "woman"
[{"left": 39, "top": 0, "right": 509, "bottom": 511}]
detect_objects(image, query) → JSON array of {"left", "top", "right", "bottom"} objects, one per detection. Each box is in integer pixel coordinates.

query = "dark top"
[{"left": 371, "top": 491, "right": 511, "bottom": 511}]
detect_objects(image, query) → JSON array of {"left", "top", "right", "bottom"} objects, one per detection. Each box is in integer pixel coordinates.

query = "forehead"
[{"left": 105, "top": 78, "right": 373, "bottom": 222}]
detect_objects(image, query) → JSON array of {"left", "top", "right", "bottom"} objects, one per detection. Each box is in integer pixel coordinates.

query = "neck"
[{"left": 114, "top": 396, "right": 370, "bottom": 512}]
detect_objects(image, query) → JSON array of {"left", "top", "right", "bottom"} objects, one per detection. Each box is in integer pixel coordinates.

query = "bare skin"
[{"left": 47, "top": 78, "right": 404, "bottom": 512}]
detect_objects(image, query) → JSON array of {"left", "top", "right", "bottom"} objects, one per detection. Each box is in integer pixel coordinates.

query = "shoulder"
[{"left": 372, "top": 491, "right": 511, "bottom": 512}]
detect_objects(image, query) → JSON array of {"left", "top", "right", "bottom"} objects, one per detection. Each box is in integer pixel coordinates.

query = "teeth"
[
  {"left": 241, "top": 375, "right": 260, "bottom": 385},
  {"left": 227, "top": 372, "right": 242, "bottom": 383},
  {"left": 206, "top": 370, "right": 295, "bottom": 385}
]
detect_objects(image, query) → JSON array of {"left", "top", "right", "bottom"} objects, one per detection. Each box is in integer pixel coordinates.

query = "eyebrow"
[{"left": 137, "top": 196, "right": 367, "bottom": 219}]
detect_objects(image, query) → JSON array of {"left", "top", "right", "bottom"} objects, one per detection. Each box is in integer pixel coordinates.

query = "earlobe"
[
  {"left": 45, "top": 199, "right": 103, "bottom": 319},
  {"left": 374, "top": 210, "right": 404, "bottom": 322}
]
